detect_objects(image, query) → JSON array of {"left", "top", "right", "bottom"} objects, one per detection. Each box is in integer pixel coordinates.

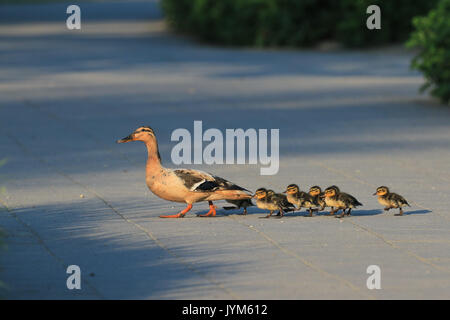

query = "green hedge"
[
  {"left": 161, "top": 0, "right": 340, "bottom": 47},
  {"left": 337, "top": 0, "right": 438, "bottom": 47},
  {"left": 407, "top": 0, "right": 450, "bottom": 104},
  {"left": 161, "top": 0, "right": 438, "bottom": 48}
]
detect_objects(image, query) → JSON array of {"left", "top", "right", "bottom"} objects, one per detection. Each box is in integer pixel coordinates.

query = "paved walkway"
[{"left": 1, "top": 0, "right": 450, "bottom": 299}]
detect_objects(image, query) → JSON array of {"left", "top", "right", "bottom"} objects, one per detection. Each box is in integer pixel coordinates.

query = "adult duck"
[{"left": 117, "top": 126, "right": 252, "bottom": 218}]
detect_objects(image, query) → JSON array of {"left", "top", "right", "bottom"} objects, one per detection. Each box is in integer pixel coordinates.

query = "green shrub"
[
  {"left": 161, "top": 0, "right": 438, "bottom": 48},
  {"left": 407, "top": 0, "right": 450, "bottom": 104},
  {"left": 336, "top": 0, "right": 438, "bottom": 47},
  {"left": 161, "top": 0, "right": 340, "bottom": 47}
]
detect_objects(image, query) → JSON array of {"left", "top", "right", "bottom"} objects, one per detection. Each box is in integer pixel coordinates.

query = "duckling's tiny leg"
[
  {"left": 261, "top": 211, "right": 274, "bottom": 218},
  {"left": 328, "top": 207, "right": 335, "bottom": 216},
  {"left": 346, "top": 208, "right": 352, "bottom": 216},
  {"left": 242, "top": 207, "right": 248, "bottom": 215},
  {"left": 277, "top": 208, "right": 285, "bottom": 218},
  {"left": 337, "top": 209, "right": 346, "bottom": 218},
  {"left": 198, "top": 201, "right": 217, "bottom": 217},
  {"left": 395, "top": 208, "right": 404, "bottom": 216},
  {"left": 308, "top": 208, "right": 313, "bottom": 217},
  {"left": 160, "top": 204, "right": 193, "bottom": 218}
]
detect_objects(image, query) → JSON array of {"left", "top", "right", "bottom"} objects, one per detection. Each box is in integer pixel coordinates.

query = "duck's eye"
[{"left": 136, "top": 129, "right": 152, "bottom": 134}]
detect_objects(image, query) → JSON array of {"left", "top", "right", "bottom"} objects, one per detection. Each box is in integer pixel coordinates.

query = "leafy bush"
[
  {"left": 336, "top": 0, "right": 438, "bottom": 47},
  {"left": 162, "top": 0, "right": 340, "bottom": 47},
  {"left": 161, "top": 0, "right": 438, "bottom": 48},
  {"left": 407, "top": 0, "right": 450, "bottom": 104}
]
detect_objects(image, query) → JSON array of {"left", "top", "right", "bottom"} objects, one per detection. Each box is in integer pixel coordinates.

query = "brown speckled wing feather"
[
  {"left": 173, "top": 169, "right": 249, "bottom": 193},
  {"left": 388, "top": 193, "right": 410, "bottom": 206}
]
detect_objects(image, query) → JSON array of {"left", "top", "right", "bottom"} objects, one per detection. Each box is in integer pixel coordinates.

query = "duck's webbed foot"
[
  {"left": 395, "top": 208, "right": 404, "bottom": 216},
  {"left": 198, "top": 201, "right": 217, "bottom": 217},
  {"left": 160, "top": 204, "right": 193, "bottom": 218}
]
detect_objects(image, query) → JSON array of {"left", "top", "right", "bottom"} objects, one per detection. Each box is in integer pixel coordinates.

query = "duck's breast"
[{"left": 146, "top": 171, "right": 189, "bottom": 203}]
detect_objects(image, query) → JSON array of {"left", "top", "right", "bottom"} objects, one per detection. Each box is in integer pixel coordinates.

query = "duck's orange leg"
[
  {"left": 160, "top": 204, "right": 192, "bottom": 218},
  {"left": 198, "top": 201, "right": 217, "bottom": 217}
]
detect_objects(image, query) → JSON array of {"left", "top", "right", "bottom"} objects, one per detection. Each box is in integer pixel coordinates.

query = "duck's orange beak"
[{"left": 116, "top": 134, "right": 134, "bottom": 143}]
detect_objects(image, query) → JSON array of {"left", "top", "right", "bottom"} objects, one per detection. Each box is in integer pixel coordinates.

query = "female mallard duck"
[
  {"left": 322, "top": 186, "right": 362, "bottom": 218},
  {"left": 308, "top": 186, "right": 326, "bottom": 211},
  {"left": 117, "top": 126, "right": 252, "bottom": 218},
  {"left": 373, "top": 186, "right": 410, "bottom": 216},
  {"left": 284, "top": 184, "right": 317, "bottom": 216},
  {"left": 253, "top": 188, "right": 294, "bottom": 218},
  {"left": 223, "top": 199, "right": 254, "bottom": 215}
]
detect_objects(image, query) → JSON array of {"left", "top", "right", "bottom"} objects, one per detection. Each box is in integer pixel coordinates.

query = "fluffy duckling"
[
  {"left": 374, "top": 186, "right": 410, "bottom": 216},
  {"left": 253, "top": 188, "right": 294, "bottom": 218},
  {"left": 308, "top": 186, "right": 326, "bottom": 212},
  {"left": 284, "top": 184, "right": 317, "bottom": 217},
  {"left": 117, "top": 126, "right": 251, "bottom": 218},
  {"left": 267, "top": 190, "right": 295, "bottom": 217},
  {"left": 320, "top": 185, "right": 340, "bottom": 214},
  {"left": 223, "top": 199, "right": 254, "bottom": 215},
  {"left": 323, "top": 186, "right": 362, "bottom": 218}
]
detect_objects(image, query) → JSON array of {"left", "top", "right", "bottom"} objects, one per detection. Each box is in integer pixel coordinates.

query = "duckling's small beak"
[
  {"left": 252, "top": 194, "right": 258, "bottom": 199},
  {"left": 116, "top": 134, "right": 134, "bottom": 144},
  {"left": 372, "top": 192, "right": 377, "bottom": 196},
  {"left": 320, "top": 194, "right": 326, "bottom": 198},
  {"left": 282, "top": 190, "right": 287, "bottom": 194}
]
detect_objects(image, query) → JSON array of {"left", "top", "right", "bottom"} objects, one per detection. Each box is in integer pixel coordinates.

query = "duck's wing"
[
  {"left": 389, "top": 193, "right": 410, "bottom": 206},
  {"left": 299, "top": 192, "right": 315, "bottom": 206},
  {"left": 173, "top": 169, "right": 250, "bottom": 193},
  {"left": 274, "top": 193, "right": 295, "bottom": 209},
  {"left": 340, "top": 193, "right": 363, "bottom": 206}
]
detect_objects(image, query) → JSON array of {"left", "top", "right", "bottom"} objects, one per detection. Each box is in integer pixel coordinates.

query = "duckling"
[
  {"left": 117, "top": 126, "right": 252, "bottom": 218},
  {"left": 323, "top": 186, "right": 362, "bottom": 218},
  {"left": 223, "top": 199, "right": 254, "bottom": 215},
  {"left": 321, "top": 185, "right": 341, "bottom": 215},
  {"left": 253, "top": 188, "right": 294, "bottom": 218},
  {"left": 267, "top": 189, "right": 295, "bottom": 217},
  {"left": 284, "top": 184, "right": 317, "bottom": 217},
  {"left": 373, "top": 186, "right": 410, "bottom": 216},
  {"left": 308, "top": 186, "right": 326, "bottom": 211}
]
